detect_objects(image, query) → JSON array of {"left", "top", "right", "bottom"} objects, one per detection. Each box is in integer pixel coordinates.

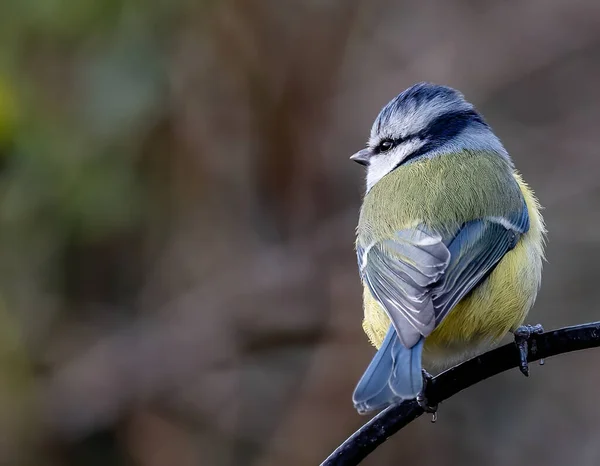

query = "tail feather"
[
  {"left": 390, "top": 335, "right": 424, "bottom": 398},
  {"left": 353, "top": 325, "right": 424, "bottom": 414}
]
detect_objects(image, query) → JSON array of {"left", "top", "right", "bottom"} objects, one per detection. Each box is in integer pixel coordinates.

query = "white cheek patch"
[{"left": 365, "top": 139, "right": 425, "bottom": 192}]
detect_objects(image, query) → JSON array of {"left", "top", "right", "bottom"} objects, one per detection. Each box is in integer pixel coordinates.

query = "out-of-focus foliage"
[{"left": 0, "top": 0, "right": 600, "bottom": 465}]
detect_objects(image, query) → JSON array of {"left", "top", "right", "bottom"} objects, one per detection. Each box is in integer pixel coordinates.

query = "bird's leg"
[
  {"left": 416, "top": 369, "right": 438, "bottom": 423},
  {"left": 513, "top": 324, "right": 544, "bottom": 376}
]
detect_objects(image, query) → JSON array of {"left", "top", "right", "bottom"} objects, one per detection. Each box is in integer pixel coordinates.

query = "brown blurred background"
[{"left": 0, "top": 0, "right": 599, "bottom": 465}]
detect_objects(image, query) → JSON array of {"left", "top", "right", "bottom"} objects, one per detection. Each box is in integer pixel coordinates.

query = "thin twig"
[{"left": 321, "top": 321, "right": 600, "bottom": 465}]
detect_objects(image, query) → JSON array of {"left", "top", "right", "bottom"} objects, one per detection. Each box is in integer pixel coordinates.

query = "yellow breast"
[{"left": 361, "top": 172, "right": 545, "bottom": 370}]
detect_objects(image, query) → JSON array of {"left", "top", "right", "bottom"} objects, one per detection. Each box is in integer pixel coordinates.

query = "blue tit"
[{"left": 350, "top": 82, "right": 545, "bottom": 414}]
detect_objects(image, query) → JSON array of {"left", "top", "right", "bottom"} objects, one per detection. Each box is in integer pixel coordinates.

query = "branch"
[{"left": 321, "top": 321, "right": 600, "bottom": 466}]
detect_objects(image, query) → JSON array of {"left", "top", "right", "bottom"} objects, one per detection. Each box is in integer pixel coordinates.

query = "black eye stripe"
[
  {"left": 375, "top": 136, "right": 406, "bottom": 154},
  {"left": 389, "top": 109, "right": 488, "bottom": 170},
  {"left": 416, "top": 109, "right": 486, "bottom": 142},
  {"left": 374, "top": 134, "right": 421, "bottom": 154},
  {"left": 373, "top": 109, "right": 487, "bottom": 160}
]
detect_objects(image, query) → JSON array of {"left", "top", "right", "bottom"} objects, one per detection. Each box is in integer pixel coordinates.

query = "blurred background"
[{"left": 0, "top": 0, "right": 599, "bottom": 464}]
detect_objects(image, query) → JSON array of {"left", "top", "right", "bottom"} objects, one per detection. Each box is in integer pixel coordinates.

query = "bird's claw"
[
  {"left": 513, "top": 324, "right": 544, "bottom": 376},
  {"left": 417, "top": 369, "right": 438, "bottom": 422}
]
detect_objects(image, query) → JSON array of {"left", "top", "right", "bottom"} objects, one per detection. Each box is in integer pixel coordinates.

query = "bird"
[{"left": 350, "top": 82, "right": 545, "bottom": 415}]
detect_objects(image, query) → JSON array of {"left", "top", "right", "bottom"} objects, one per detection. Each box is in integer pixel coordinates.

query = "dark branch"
[{"left": 321, "top": 321, "right": 600, "bottom": 466}]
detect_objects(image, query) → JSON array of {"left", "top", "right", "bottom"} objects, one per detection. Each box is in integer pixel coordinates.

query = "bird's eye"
[{"left": 377, "top": 139, "right": 394, "bottom": 153}]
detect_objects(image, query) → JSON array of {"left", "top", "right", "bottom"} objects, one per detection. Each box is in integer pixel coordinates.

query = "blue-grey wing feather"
[
  {"left": 432, "top": 204, "right": 529, "bottom": 323},
  {"left": 360, "top": 226, "right": 451, "bottom": 348},
  {"left": 359, "top": 200, "right": 529, "bottom": 349}
]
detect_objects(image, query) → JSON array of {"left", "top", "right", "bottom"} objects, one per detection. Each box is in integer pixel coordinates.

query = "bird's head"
[{"left": 351, "top": 82, "right": 509, "bottom": 192}]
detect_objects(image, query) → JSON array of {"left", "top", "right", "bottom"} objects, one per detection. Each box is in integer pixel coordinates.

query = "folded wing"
[{"left": 359, "top": 203, "right": 529, "bottom": 349}]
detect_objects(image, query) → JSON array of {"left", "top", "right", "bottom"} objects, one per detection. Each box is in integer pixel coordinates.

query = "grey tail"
[{"left": 352, "top": 325, "right": 424, "bottom": 414}]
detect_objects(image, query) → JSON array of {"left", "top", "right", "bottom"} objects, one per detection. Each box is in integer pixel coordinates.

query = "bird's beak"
[{"left": 350, "top": 148, "right": 371, "bottom": 166}]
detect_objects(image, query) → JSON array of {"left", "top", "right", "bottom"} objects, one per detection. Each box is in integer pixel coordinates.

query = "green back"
[{"left": 357, "top": 151, "right": 523, "bottom": 245}]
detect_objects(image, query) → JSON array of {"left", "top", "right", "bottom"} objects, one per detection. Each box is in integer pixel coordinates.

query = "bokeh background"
[{"left": 0, "top": 0, "right": 599, "bottom": 465}]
